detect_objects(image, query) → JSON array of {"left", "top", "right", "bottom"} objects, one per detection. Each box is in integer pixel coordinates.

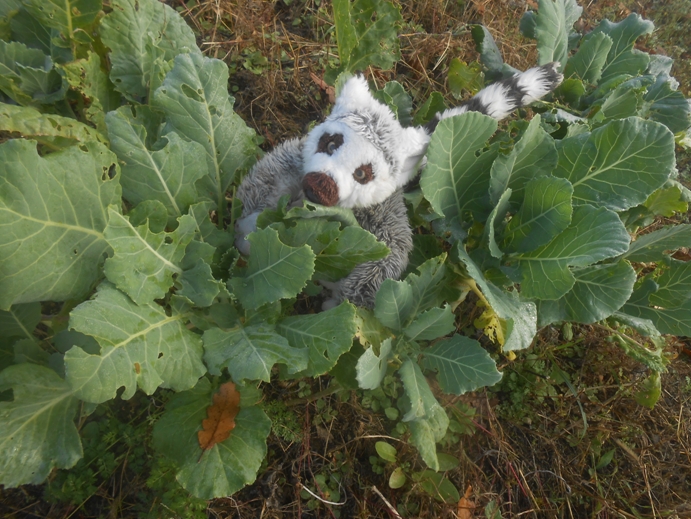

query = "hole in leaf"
[
  {"left": 73, "top": 249, "right": 78, "bottom": 255},
  {"left": 0, "top": 389, "right": 13, "bottom": 402},
  {"left": 164, "top": 236, "right": 173, "bottom": 244},
  {"left": 79, "top": 144, "right": 88, "bottom": 152},
  {"left": 181, "top": 83, "right": 203, "bottom": 102},
  {"left": 102, "top": 165, "right": 116, "bottom": 181},
  {"left": 158, "top": 352, "right": 163, "bottom": 359},
  {"left": 209, "top": 105, "right": 217, "bottom": 115}
]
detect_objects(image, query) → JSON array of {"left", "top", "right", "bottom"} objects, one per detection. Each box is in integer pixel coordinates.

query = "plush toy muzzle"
[{"left": 302, "top": 172, "right": 339, "bottom": 206}]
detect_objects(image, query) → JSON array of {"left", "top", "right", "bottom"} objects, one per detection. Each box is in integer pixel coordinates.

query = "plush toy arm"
[
  {"left": 235, "top": 137, "right": 305, "bottom": 254},
  {"left": 236, "top": 137, "right": 305, "bottom": 214},
  {"left": 324, "top": 190, "right": 413, "bottom": 309}
]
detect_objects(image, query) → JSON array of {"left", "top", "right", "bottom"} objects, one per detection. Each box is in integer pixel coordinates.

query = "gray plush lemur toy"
[{"left": 235, "top": 63, "right": 563, "bottom": 309}]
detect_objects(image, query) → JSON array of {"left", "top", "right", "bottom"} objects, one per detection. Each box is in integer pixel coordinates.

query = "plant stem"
[{"left": 284, "top": 383, "right": 343, "bottom": 407}]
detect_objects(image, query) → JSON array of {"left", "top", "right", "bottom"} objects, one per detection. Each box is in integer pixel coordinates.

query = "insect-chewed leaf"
[
  {"left": 153, "top": 52, "right": 258, "bottom": 208},
  {"left": 61, "top": 52, "right": 120, "bottom": 134},
  {"left": 203, "top": 323, "right": 308, "bottom": 383},
  {"left": 0, "top": 139, "right": 121, "bottom": 310},
  {"left": 516, "top": 205, "right": 630, "bottom": 300},
  {"left": 106, "top": 106, "right": 210, "bottom": 226},
  {"left": 355, "top": 307, "right": 393, "bottom": 348},
  {"left": 152, "top": 378, "right": 271, "bottom": 499},
  {"left": 329, "top": 0, "right": 401, "bottom": 80},
  {"left": 0, "top": 103, "right": 106, "bottom": 147},
  {"left": 229, "top": 227, "right": 315, "bottom": 310},
  {"left": 489, "top": 115, "right": 558, "bottom": 207},
  {"left": 589, "top": 14, "right": 654, "bottom": 83},
  {"left": 537, "top": 261, "right": 636, "bottom": 325},
  {"left": 198, "top": 382, "right": 241, "bottom": 451},
  {"left": 422, "top": 334, "right": 502, "bottom": 395},
  {"left": 104, "top": 209, "right": 197, "bottom": 305},
  {"left": 421, "top": 112, "right": 498, "bottom": 224},
  {"left": 22, "top": 0, "right": 101, "bottom": 39},
  {"left": 355, "top": 338, "right": 392, "bottom": 390},
  {"left": 0, "top": 364, "right": 82, "bottom": 487},
  {"left": 534, "top": 0, "right": 582, "bottom": 69},
  {"left": 277, "top": 301, "right": 358, "bottom": 377},
  {"left": 100, "top": 0, "right": 199, "bottom": 101},
  {"left": 623, "top": 224, "right": 691, "bottom": 262},
  {"left": 554, "top": 118, "right": 674, "bottom": 212},
  {"left": 563, "top": 32, "right": 613, "bottom": 84},
  {"left": 502, "top": 176, "right": 573, "bottom": 253},
  {"left": 65, "top": 282, "right": 206, "bottom": 403}
]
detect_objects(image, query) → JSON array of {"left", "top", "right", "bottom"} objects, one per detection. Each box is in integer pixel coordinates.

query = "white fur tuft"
[
  {"left": 517, "top": 62, "right": 562, "bottom": 104},
  {"left": 437, "top": 105, "right": 469, "bottom": 121},
  {"left": 477, "top": 83, "right": 516, "bottom": 119},
  {"left": 332, "top": 75, "right": 381, "bottom": 116}
]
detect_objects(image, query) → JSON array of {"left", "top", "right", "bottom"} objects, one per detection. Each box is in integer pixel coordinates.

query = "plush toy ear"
[{"left": 331, "top": 75, "right": 382, "bottom": 115}]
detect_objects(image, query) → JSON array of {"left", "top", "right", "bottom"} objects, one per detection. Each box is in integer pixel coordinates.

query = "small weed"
[{"left": 263, "top": 400, "right": 303, "bottom": 443}]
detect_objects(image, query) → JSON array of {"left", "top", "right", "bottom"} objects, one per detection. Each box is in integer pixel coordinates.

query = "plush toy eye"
[
  {"left": 317, "top": 133, "right": 344, "bottom": 155},
  {"left": 352, "top": 163, "right": 373, "bottom": 184}
]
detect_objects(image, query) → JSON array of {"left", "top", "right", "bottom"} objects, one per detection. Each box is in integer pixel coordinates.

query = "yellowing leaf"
[{"left": 473, "top": 300, "right": 505, "bottom": 346}]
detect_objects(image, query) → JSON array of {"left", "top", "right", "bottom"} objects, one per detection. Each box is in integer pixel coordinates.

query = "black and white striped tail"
[{"left": 424, "top": 62, "right": 562, "bottom": 132}]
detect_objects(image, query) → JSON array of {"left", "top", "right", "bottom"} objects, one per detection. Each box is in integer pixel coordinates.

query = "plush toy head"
[{"left": 301, "top": 76, "right": 430, "bottom": 209}]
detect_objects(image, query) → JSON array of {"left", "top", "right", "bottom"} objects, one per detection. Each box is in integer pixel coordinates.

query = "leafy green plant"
[
  {"left": 1, "top": 0, "right": 691, "bottom": 510},
  {"left": 372, "top": 440, "right": 461, "bottom": 503}
]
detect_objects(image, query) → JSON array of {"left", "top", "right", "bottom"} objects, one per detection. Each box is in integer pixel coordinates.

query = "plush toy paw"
[
  {"left": 234, "top": 211, "right": 260, "bottom": 255},
  {"left": 317, "top": 279, "right": 342, "bottom": 310}
]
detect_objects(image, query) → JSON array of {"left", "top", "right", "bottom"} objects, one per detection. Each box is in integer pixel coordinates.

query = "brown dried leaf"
[
  {"left": 197, "top": 381, "right": 241, "bottom": 451},
  {"left": 457, "top": 485, "right": 475, "bottom": 519},
  {"left": 310, "top": 72, "right": 335, "bottom": 104}
]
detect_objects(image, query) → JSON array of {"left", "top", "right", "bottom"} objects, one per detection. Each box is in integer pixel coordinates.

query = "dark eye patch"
[
  {"left": 352, "top": 163, "right": 374, "bottom": 184},
  {"left": 317, "top": 133, "right": 344, "bottom": 155}
]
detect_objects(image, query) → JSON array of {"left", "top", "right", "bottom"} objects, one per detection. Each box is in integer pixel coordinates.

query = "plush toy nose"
[{"left": 302, "top": 172, "right": 339, "bottom": 207}]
